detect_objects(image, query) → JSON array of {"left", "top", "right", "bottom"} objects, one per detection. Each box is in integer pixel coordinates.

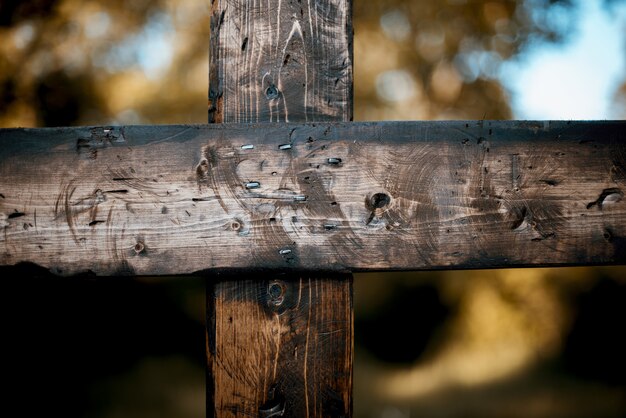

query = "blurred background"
[{"left": 1, "top": 0, "right": 626, "bottom": 416}]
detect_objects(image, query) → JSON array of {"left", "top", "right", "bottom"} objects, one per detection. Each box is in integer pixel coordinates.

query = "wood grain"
[
  {"left": 207, "top": 275, "right": 352, "bottom": 417},
  {"left": 208, "top": 1, "right": 353, "bottom": 416},
  {"left": 1, "top": 121, "right": 625, "bottom": 274},
  {"left": 209, "top": 0, "right": 353, "bottom": 124}
]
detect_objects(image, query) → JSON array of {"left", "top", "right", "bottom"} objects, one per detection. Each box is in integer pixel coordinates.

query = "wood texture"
[
  {"left": 207, "top": 275, "right": 352, "bottom": 417},
  {"left": 1, "top": 121, "right": 626, "bottom": 274},
  {"left": 208, "top": 0, "right": 353, "bottom": 123},
  {"left": 208, "top": 1, "right": 353, "bottom": 416}
]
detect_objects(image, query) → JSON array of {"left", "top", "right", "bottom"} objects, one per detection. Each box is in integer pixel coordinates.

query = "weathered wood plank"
[
  {"left": 208, "top": 1, "right": 353, "bottom": 417},
  {"left": 0, "top": 120, "right": 625, "bottom": 274},
  {"left": 209, "top": 0, "right": 353, "bottom": 124},
  {"left": 207, "top": 275, "right": 352, "bottom": 417}
]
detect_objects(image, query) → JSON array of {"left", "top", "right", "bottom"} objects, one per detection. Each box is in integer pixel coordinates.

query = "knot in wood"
[
  {"left": 230, "top": 219, "right": 242, "bottom": 231},
  {"left": 134, "top": 241, "right": 145, "bottom": 254},
  {"left": 267, "top": 280, "right": 286, "bottom": 307},
  {"left": 370, "top": 192, "right": 391, "bottom": 209},
  {"left": 259, "top": 384, "right": 286, "bottom": 418},
  {"left": 265, "top": 84, "right": 279, "bottom": 100}
]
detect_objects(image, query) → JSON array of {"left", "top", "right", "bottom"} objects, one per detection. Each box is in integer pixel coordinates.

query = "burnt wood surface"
[
  {"left": 0, "top": 121, "right": 625, "bottom": 274},
  {"left": 208, "top": 1, "right": 353, "bottom": 417}
]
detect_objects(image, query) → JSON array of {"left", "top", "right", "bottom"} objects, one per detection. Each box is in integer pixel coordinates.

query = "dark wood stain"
[
  {"left": 208, "top": 276, "right": 353, "bottom": 418},
  {"left": 0, "top": 121, "right": 625, "bottom": 272},
  {"left": 209, "top": 0, "right": 352, "bottom": 124},
  {"left": 207, "top": 1, "right": 353, "bottom": 417}
]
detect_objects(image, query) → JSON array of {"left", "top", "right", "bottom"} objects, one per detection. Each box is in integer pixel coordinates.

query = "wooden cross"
[{"left": 1, "top": 1, "right": 625, "bottom": 416}]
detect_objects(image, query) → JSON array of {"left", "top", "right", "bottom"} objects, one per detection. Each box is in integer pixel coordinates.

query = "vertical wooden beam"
[
  {"left": 207, "top": 1, "right": 353, "bottom": 417},
  {"left": 209, "top": 0, "right": 353, "bottom": 124}
]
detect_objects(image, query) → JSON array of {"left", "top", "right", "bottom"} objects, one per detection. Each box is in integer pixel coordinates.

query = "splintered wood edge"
[{"left": 0, "top": 120, "right": 624, "bottom": 276}]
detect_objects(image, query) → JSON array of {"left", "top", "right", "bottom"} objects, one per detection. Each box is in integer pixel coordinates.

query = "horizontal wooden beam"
[{"left": 0, "top": 121, "right": 624, "bottom": 275}]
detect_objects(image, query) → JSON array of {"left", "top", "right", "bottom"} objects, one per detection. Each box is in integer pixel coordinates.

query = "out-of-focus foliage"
[
  {"left": 353, "top": 0, "right": 585, "bottom": 120},
  {"left": 354, "top": 267, "right": 626, "bottom": 418},
  {"left": 1, "top": 0, "right": 623, "bottom": 128},
  {"left": 0, "top": 0, "right": 208, "bottom": 127}
]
